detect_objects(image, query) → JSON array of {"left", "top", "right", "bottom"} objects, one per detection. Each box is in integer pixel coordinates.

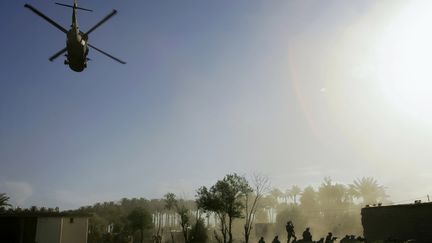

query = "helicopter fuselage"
[
  {"left": 66, "top": 28, "right": 88, "bottom": 72},
  {"left": 64, "top": 3, "right": 88, "bottom": 72}
]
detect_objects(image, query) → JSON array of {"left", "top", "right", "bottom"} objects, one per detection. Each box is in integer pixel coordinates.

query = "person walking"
[{"left": 286, "top": 221, "right": 297, "bottom": 243}]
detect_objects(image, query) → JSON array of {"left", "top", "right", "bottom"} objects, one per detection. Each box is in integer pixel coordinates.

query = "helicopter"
[{"left": 24, "top": 0, "right": 126, "bottom": 72}]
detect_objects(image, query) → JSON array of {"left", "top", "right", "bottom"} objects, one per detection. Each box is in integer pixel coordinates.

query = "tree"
[
  {"left": 196, "top": 173, "right": 251, "bottom": 243},
  {"left": 317, "top": 177, "right": 353, "bottom": 235},
  {"left": 269, "top": 188, "right": 283, "bottom": 206},
  {"left": 0, "top": 193, "right": 11, "bottom": 209},
  {"left": 165, "top": 193, "right": 192, "bottom": 243},
  {"left": 88, "top": 214, "right": 109, "bottom": 243},
  {"left": 189, "top": 218, "right": 207, "bottom": 243},
  {"left": 287, "top": 185, "right": 302, "bottom": 205},
  {"left": 243, "top": 174, "right": 270, "bottom": 243},
  {"left": 164, "top": 193, "right": 177, "bottom": 243},
  {"left": 299, "top": 186, "right": 319, "bottom": 222},
  {"left": 264, "top": 188, "right": 283, "bottom": 222},
  {"left": 149, "top": 199, "right": 164, "bottom": 243},
  {"left": 127, "top": 208, "right": 152, "bottom": 243},
  {"left": 350, "top": 177, "right": 388, "bottom": 205},
  {"left": 318, "top": 177, "right": 347, "bottom": 207},
  {"left": 177, "top": 203, "right": 191, "bottom": 243}
]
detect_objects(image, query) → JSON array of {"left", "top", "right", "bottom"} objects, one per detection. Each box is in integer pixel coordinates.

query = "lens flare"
[{"left": 375, "top": 1, "right": 432, "bottom": 122}]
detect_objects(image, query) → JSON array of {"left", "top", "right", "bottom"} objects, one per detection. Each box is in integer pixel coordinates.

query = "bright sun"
[{"left": 375, "top": 1, "right": 432, "bottom": 121}]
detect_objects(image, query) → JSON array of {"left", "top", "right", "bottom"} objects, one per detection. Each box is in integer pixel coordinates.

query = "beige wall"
[
  {"left": 60, "top": 217, "right": 88, "bottom": 243},
  {"left": 35, "top": 217, "right": 62, "bottom": 243}
]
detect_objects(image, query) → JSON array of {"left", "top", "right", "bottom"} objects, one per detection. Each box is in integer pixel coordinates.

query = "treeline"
[
  {"left": 74, "top": 175, "right": 387, "bottom": 243},
  {"left": 1, "top": 175, "right": 388, "bottom": 243},
  {"left": 75, "top": 196, "right": 205, "bottom": 243}
]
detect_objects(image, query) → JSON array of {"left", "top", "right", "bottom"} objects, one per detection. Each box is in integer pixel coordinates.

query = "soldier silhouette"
[
  {"left": 302, "top": 227, "right": 312, "bottom": 242},
  {"left": 259, "top": 236, "right": 266, "bottom": 243},
  {"left": 340, "top": 235, "right": 350, "bottom": 243},
  {"left": 272, "top": 235, "right": 281, "bottom": 243},
  {"left": 325, "top": 232, "right": 334, "bottom": 243},
  {"left": 286, "top": 221, "right": 297, "bottom": 243}
]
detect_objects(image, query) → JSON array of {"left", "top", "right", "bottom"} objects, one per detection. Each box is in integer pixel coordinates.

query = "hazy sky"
[{"left": 1, "top": 0, "right": 432, "bottom": 209}]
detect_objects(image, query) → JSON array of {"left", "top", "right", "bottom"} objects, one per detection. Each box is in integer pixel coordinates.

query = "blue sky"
[{"left": 2, "top": 0, "right": 432, "bottom": 209}]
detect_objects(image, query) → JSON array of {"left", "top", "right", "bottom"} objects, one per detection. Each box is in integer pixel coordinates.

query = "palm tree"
[
  {"left": 164, "top": 193, "right": 177, "bottom": 243},
  {"left": 350, "top": 177, "right": 387, "bottom": 205},
  {"left": 269, "top": 188, "right": 283, "bottom": 205},
  {"left": 127, "top": 208, "right": 152, "bottom": 243},
  {"left": 318, "top": 177, "right": 347, "bottom": 206},
  {"left": 0, "top": 193, "right": 11, "bottom": 209},
  {"left": 287, "top": 185, "right": 302, "bottom": 204},
  {"left": 299, "top": 186, "right": 318, "bottom": 210},
  {"left": 266, "top": 188, "right": 283, "bottom": 223}
]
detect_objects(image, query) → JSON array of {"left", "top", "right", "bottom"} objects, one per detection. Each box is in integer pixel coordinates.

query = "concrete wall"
[
  {"left": 35, "top": 217, "right": 62, "bottom": 243},
  {"left": 0, "top": 217, "right": 37, "bottom": 243},
  {"left": 362, "top": 203, "right": 432, "bottom": 243},
  {"left": 60, "top": 217, "right": 88, "bottom": 243}
]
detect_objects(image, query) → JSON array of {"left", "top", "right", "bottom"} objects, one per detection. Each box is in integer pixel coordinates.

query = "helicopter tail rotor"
[{"left": 55, "top": 2, "right": 93, "bottom": 12}]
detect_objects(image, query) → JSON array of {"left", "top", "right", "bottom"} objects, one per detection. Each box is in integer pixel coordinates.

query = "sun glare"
[{"left": 375, "top": 1, "right": 432, "bottom": 121}]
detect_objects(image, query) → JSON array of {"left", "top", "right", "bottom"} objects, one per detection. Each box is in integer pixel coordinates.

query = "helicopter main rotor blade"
[
  {"left": 49, "top": 47, "right": 68, "bottom": 62},
  {"left": 24, "top": 4, "right": 68, "bottom": 34},
  {"left": 88, "top": 43, "right": 126, "bottom": 64},
  {"left": 85, "top": 10, "right": 117, "bottom": 36}
]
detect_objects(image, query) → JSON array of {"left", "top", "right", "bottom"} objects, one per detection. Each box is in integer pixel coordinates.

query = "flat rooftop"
[
  {"left": 362, "top": 201, "right": 432, "bottom": 210},
  {"left": 0, "top": 211, "right": 92, "bottom": 218}
]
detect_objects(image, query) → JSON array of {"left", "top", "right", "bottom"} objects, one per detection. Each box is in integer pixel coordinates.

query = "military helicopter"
[{"left": 24, "top": 0, "right": 126, "bottom": 72}]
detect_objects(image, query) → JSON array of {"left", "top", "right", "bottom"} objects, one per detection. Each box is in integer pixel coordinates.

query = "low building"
[
  {"left": 0, "top": 211, "right": 91, "bottom": 243},
  {"left": 361, "top": 201, "right": 432, "bottom": 243}
]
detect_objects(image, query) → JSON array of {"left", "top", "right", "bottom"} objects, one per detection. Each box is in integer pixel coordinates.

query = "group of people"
[{"left": 257, "top": 221, "right": 364, "bottom": 243}]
